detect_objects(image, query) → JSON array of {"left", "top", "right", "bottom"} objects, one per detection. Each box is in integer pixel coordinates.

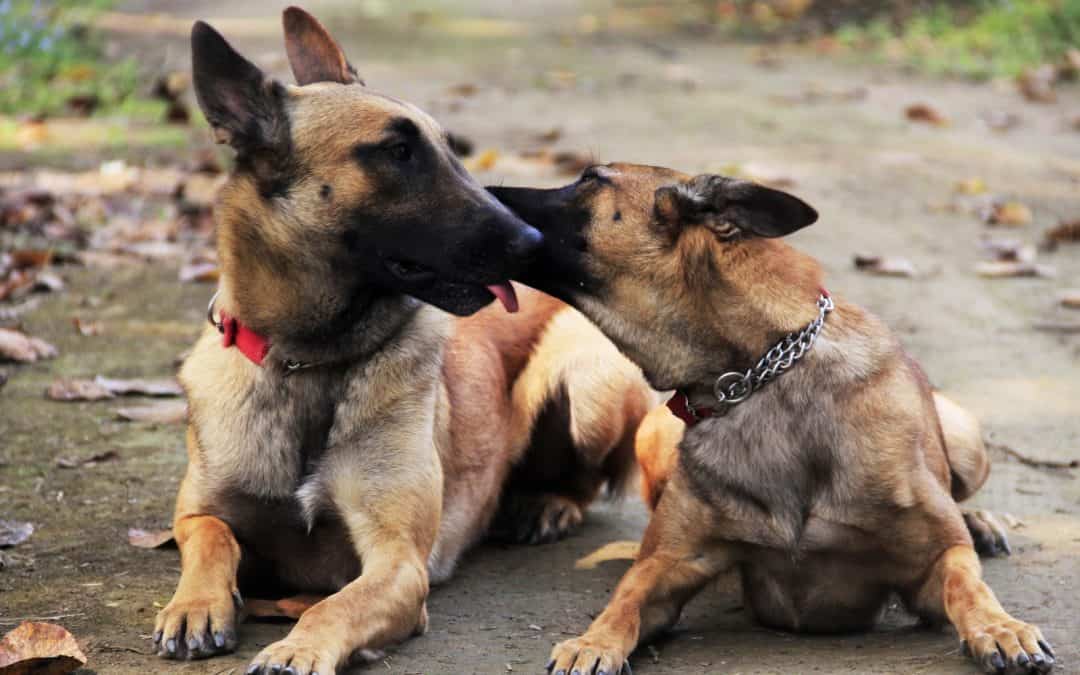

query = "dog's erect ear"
[
  {"left": 655, "top": 174, "right": 818, "bottom": 239},
  {"left": 191, "top": 21, "right": 289, "bottom": 153},
  {"left": 282, "top": 6, "right": 362, "bottom": 86}
]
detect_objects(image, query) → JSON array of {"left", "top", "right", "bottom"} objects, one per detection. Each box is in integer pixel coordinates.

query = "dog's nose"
[{"left": 506, "top": 223, "right": 543, "bottom": 261}]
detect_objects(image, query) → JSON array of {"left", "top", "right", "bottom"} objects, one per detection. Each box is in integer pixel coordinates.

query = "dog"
[
  {"left": 156, "top": 11, "right": 652, "bottom": 674},
  {"left": 490, "top": 164, "right": 1055, "bottom": 674}
]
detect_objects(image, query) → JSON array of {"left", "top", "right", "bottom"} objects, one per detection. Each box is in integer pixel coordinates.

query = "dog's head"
[
  {"left": 490, "top": 163, "right": 818, "bottom": 389},
  {"left": 192, "top": 7, "right": 539, "bottom": 333}
]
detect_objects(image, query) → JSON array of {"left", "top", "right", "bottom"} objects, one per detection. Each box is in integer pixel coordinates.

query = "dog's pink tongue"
[{"left": 486, "top": 282, "right": 519, "bottom": 313}]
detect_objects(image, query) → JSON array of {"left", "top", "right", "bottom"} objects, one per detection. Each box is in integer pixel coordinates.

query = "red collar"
[
  {"left": 217, "top": 309, "right": 270, "bottom": 366},
  {"left": 666, "top": 390, "right": 714, "bottom": 426}
]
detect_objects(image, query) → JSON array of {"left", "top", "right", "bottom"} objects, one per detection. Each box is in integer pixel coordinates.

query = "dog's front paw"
[
  {"left": 495, "top": 493, "right": 584, "bottom": 545},
  {"left": 961, "top": 618, "right": 1055, "bottom": 673},
  {"left": 246, "top": 633, "right": 339, "bottom": 675},
  {"left": 154, "top": 586, "right": 241, "bottom": 660},
  {"left": 546, "top": 636, "right": 631, "bottom": 675}
]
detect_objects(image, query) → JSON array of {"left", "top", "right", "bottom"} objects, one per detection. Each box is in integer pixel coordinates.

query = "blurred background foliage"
[{"left": 0, "top": 0, "right": 159, "bottom": 117}]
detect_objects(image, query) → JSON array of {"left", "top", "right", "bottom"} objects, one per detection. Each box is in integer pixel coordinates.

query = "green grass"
[
  {"left": 0, "top": 0, "right": 161, "bottom": 117},
  {"left": 835, "top": 0, "right": 1080, "bottom": 79}
]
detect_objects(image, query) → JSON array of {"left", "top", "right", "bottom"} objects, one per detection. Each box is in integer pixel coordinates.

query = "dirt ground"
[{"left": 2, "top": 1, "right": 1079, "bottom": 673}]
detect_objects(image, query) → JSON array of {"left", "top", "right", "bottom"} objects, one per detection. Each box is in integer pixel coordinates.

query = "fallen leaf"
[
  {"left": 1017, "top": 64, "right": 1057, "bottom": 103},
  {"left": 0, "top": 329, "right": 58, "bottom": 363},
  {"left": 445, "top": 83, "right": 479, "bottom": 98},
  {"left": 905, "top": 103, "right": 949, "bottom": 126},
  {"left": 1042, "top": 219, "right": 1080, "bottom": 249},
  {"left": 127, "top": 528, "right": 175, "bottom": 549},
  {"left": 975, "top": 261, "right": 1055, "bottom": 278},
  {"left": 244, "top": 595, "right": 323, "bottom": 621},
  {"left": 954, "top": 178, "right": 986, "bottom": 195},
  {"left": 979, "top": 238, "right": 1036, "bottom": 264},
  {"left": 0, "top": 520, "right": 33, "bottom": 548},
  {"left": 983, "top": 201, "right": 1032, "bottom": 227},
  {"left": 0, "top": 621, "right": 86, "bottom": 674},
  {"left": 45, "top": 379, "right": 114, "bottom": 402},
  {"left": 71, "top": 317, "right": 103, "bottom": 337},
  {"left": 853, "top": 255, "right": 916, "bottom": 277},
  {"left": 464, "top": 149, "right": 499, "bottom": 172},
  {"left": 93, "top": 376, "right": 182, "bottom": 397},
  {"left": 65, "top": 94, "right": 100, "bottom": 117},
  {"left": 178, "top": 262, "right": 218, "bottom": 283},
  {"left": 574, "top": 540, "right": 640, "bottom": 570},
  {"left": 55, "top": 450, "right": 119, "bottom": 469},
  {"left": 1058, "top": 290, "right": 1080, "bottom": 309},
  {"left": 533, "top": 127, "right": 562, "bottom": 144},
  {"left": 116, "top": 401, "right": 187, "bottom": 424}
]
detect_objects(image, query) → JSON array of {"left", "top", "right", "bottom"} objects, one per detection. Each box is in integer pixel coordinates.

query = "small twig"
[
  {"left": 0, "top": 612, "right": 85, "bottom": 625},
  {"left": 988, "top": 441, "right": 1078, "bottom": 470}
]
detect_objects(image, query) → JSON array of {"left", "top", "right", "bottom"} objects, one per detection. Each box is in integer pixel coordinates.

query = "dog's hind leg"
[
  {"left": 155, "top": 431, "right": 242, "bottom": 660},
  {"left": 494, "top": 308, "right": 654, "bottom": 545}
]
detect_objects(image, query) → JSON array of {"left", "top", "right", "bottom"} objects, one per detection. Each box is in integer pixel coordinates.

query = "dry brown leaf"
[
  {"left": 853, "top": 255, "right": 916, "bottom": 277},
  {"left": 984, "top": 201, "right": 1032, "bottom": 227},
  {"left": 1042, "top": 219, "right": 1080, "bottom": 249},
  {"left": 55, "top": 450, "right": 119, "bottom": 469},
  {"left": 116, "top": 401, "right": 187, "bottom": 424},
  {"left": 127, "top": 528, "right": 175, "bottom": 549},
  {"left": 905, "top": 103, "right": 949, "bottom": 127},
  {"left": 1058, "top": 290, "right": 1080, "bottom": 309},
  {"left": 0, "top": 329, "right": 57, "bottom": 363},
  {"left": 93, "top": 375, "right": 182, "bottom": 397},
  {"left": 0, "top": 621, "right": 86, "bottom": 674},
  {"left": 975, "top": 261, "right": 1055, "bottom": 278},
  {"left": 0, "top": 520, "right": 33, "bottom": 548},
  {"left": 71, "top": 317, "right": 103, "bottom": 337},
  {"left": 1017, "top": 64, "right": 1057, "bottom": 103},
  {"left": 445, "top": 83, "right": 479, "bottom": 98},
  {"left": 46, "top": 378, "right": 114, "bottom": 402},
  {"left": 244, "top": 594, "right": 324, "bottom": 621}
]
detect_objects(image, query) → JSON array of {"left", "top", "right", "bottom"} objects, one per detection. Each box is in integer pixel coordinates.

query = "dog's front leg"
[
  {"left": 547, "top": 477, "right": 731, "bottom": 675},
  {"left": 911, "top": 545, "right": 1055, "bottom": 673},
  {"left": 247, "top": 458, "right": 441, "bottom": 675},
  {"left": 156, "top": 436, "right": 242, "bottom": 660}
]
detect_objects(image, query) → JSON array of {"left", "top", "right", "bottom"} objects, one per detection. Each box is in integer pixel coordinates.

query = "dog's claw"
[
  {"left": 545, "top": 658, "right": 556, "bottom": 672},
  {"left": 246, "top": 665, "right": 260, "bottom": 675},
  {"left": 1038, "top": 640, "right": 1055, "bottom": 659},
  {"left": 990, "top": 651, "right": 1005, "bottom": 672}
]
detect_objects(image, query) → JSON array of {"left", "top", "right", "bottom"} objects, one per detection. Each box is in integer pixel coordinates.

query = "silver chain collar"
[{"left": 699, "top": 293, "right": 834, "bottom": 416}]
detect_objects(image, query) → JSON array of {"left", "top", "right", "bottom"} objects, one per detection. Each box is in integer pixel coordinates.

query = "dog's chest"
[
  {"left": 198, "top": 368, "right": 350, "bottom": 499},
  {"left": 678, "top": 390, "right": 849, "bottom": 550}
]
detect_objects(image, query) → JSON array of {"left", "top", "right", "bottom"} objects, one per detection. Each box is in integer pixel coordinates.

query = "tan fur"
[
  {"left": 158, "top": 13, "right": 652, "bottom": 673},
  {"left": 516, "top": 163, "right": 1053, "bottom": 674}
]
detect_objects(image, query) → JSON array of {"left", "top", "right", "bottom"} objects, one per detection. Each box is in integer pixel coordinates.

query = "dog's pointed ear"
[
  {"left": 655, "top": 174, "right": 818, "bottom": 239},
  {"left": 282, "top": 6, "right": 362, "bottom": 86},
  {"left": 191, "top": 21, "right": 289, "bottom": 153}
]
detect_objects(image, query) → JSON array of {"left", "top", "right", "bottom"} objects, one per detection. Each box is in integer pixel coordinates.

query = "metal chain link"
[{"left": 711, "top": 293, "right": 834, "bottom": 410}]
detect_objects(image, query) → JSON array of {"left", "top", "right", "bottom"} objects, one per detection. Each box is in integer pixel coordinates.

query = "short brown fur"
[
  {"left": 492, "top": 163, "right": 1054, "bottom": 674},
  {"left": 157, "top": 13, "right": 651, "bottom": 674}
]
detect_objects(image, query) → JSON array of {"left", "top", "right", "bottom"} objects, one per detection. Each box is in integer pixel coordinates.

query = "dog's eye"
[{"left": 385, "top": 142, "right": 412, "bottom": 162}]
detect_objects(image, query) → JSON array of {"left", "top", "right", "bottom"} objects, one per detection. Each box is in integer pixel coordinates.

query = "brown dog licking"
[
  {"left": 491, "top": 163, "right": 1054, "bottom": 674},
  {"left": 158, "top": 11, "right": 653, "bottom": 674}
]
